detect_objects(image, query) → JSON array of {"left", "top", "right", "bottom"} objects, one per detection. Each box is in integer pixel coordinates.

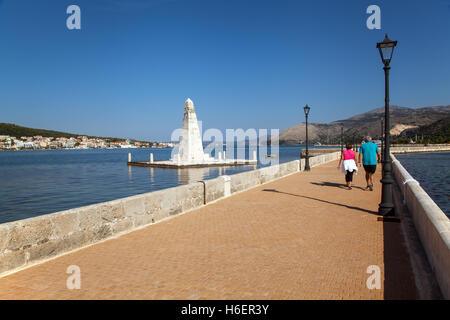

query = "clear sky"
[{"left": 1, "top": 0, "right": 449, "bottom": 141}]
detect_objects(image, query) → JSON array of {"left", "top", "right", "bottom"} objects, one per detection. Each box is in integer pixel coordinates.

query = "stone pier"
[{"left": 0, "top": 157, "right": 422, "bottom": 299}]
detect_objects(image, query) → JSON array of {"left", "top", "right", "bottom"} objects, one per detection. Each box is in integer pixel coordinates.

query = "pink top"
[{"left": 343, "top": 149, "right": 355, "bottom": 160}]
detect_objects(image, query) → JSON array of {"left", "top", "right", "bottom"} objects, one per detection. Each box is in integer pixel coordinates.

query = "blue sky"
[{"left": 0, "top": 0, "right": 449, "bottom": 141}]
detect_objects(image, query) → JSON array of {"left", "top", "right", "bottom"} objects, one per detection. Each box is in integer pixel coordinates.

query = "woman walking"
[{"left": 338, "top": 143, "right": 358, "bottom": 190}]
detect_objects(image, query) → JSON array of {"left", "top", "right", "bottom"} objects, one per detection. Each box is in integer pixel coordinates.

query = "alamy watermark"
[
  {"left": 65, "top": 5, "right": 382, "bottom": 32},
  {"left": 66, "top": 265, "right": 81, "bottom": 290},
  {"left": 66, "top": 5, "right": 81, "bottom": 30},
  {"left": 170, "top": 121, "right": 280, "bottom": 166},
  {"left": 366, "top": 265, "right": 381, "bottom": 290},
  {"left": 366, "top": 5, "right": 381, "bottom": 30}
]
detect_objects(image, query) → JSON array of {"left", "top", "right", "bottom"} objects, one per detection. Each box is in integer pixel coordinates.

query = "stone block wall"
[
  {"left": 301, "top": 148, "right": 340, "bottom": 158},
  {"left": 391, "top": 145, "right": 450, "bottom": 154},
  {"left": 309, "top": 151, "right": 341, "bottom": 167},
  {"left": 0, "top": 184, "right": 204, "bottom": 275}
]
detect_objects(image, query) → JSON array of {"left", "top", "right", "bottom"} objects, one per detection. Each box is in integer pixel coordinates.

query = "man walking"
[{"left": 358, "top": 136, "right": 381, "bottom": 191}]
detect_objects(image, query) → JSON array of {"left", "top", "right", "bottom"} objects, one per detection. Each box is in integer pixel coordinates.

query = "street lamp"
[
  {"left": 380, "top": 117, "right": 384, "bottom": 162},
  {"left": 377, "top": 34, "right": 397, "bottom": 216},
  {"left": 340, "top": 124, "right": 344, "bottom": 155},
  {"left": 303, "top": 104, "right": 311, "bottom": 171},
  {"left": 352, "top": 133, "right": 356, "bottom": 151}
]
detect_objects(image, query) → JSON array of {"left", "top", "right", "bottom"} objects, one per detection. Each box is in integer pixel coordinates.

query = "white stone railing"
[
  {"left": 391, "top": 145, "right": 450, "bottom": 154},
  {"left": 391, "top": 153, "right": 450, "bottom": 299}
]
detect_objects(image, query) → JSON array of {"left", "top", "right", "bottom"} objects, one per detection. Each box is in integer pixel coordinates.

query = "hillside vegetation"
[
  {"left": 0, "top": 123, "right": 147, "bottom": 143},
  {"left": 397, "top": 116, "right": 450, "bottom": 144},
  {"left": 0, "top": 123, "right": 84, "bottom": 139}
]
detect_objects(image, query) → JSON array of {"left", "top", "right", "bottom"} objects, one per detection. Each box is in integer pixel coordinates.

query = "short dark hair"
[{"left": 346, "top": 143, "right": 352, "bottom": 150}]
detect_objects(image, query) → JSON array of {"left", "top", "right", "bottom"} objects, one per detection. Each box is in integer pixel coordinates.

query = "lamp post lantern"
[
  {"left": 377, "top": 34, "right": 397, "bottom": 216},
  {"left": 303, "top": 104, "right": 311, "bottom": 171}
]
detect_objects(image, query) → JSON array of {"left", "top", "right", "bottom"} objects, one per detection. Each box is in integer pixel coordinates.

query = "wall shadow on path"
[{"left": 382, "top": 220, "right": 419, "bottom": 299}]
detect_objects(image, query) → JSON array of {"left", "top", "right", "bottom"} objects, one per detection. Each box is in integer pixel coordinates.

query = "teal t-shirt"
[{"left": 359, "top": 142, "right": 379, "bottom": 165}]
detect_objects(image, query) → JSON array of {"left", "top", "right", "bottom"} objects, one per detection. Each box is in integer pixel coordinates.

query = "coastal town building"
[{"left": 0, "top": 134, "right": 175, "bottom": 151}]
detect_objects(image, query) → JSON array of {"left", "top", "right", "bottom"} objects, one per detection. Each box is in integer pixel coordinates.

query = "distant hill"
[
  {"left": 0, "top": 123, "right": 140, "bottom": 142},
  {"left": 0, "top": 123, "right": 84, "bottom": 139},
  {"left": 277, "top": 105, "right": 450, "bottom": 145}
]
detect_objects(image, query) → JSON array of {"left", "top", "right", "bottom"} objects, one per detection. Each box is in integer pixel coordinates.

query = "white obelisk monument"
[
  {"left": 173, "top": 98, "right": 211, "bottom": 164},
  {"left": 128, "top": 98, "right": 257, "bottom": 168}
]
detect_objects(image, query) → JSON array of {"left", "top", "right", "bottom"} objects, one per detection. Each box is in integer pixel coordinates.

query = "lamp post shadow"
[{"left": 261, "top": 188, "right": 379, "bottom": 216}]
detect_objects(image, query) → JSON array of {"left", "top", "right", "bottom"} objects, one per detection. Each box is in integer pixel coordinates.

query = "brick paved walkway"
[{"left": 0, "top": 161, "right": 418, "bottom": 299}]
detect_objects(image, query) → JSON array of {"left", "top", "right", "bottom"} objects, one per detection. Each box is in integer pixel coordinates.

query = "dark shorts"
[{"left": 363, "top": 165, "right": 377, "bottom": 174}]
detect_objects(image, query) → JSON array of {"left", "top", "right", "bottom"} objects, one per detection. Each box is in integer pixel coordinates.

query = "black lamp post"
[
  {"left": 380, "top": 117, "right": 384, "bottom": 162},
  {"left": 340, "top": 125, "right": 344, "bottom": 155},
  {"left": 303, "top": 104, "right": 311, "bottom": 171},
  {"left": 377, "top": 34, "right": 397, "bottom": 216}
]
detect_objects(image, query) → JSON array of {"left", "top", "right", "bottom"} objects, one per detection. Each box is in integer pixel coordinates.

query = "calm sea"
[
  {"left": 395, "top": 152, "right": 450, "bottom": 217},
  {"left": 0, "top": 146, "right": 321, "bottom": 223}
]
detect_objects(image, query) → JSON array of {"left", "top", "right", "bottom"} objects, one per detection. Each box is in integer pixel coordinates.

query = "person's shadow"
[{"left": 310, "top": 181, "right": 365, "bottom": 191}]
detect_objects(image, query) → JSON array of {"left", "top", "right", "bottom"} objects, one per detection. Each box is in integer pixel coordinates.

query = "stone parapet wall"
[
  {"left": 391, "top": 145, "right": 450, "bottom": 154},
  {"left": 0, "top": 183, "right": 204, "bottom": 275},
  {"left": 0, "top": 152, "right": 340, "bottom": 276},
  {"left": 391, "top": 153, "right": 450, "bottom": 299},
  {"left": 308, "top": 151, "right": 341, "bottom": 168},
  {"left": 301, "top": 148, "right": 341, "bottom": 158}
]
